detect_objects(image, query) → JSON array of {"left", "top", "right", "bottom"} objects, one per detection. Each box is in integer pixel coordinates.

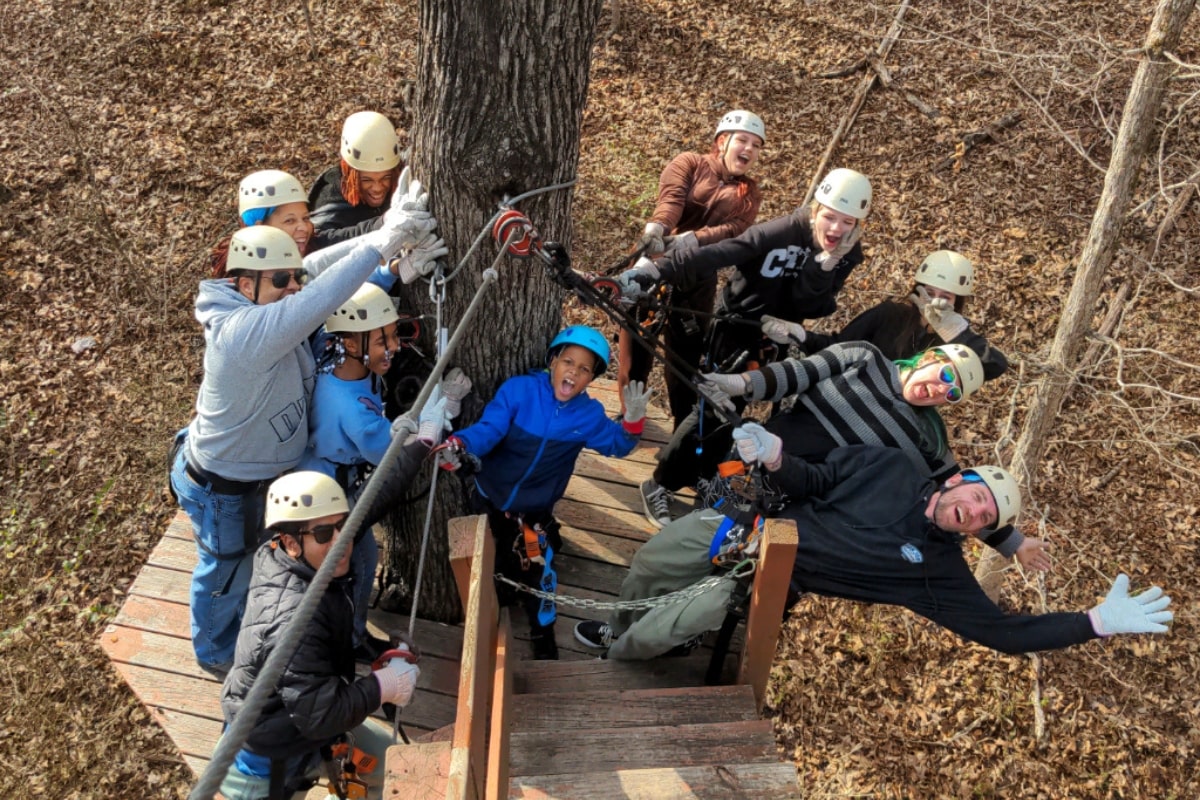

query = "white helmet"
[
  {"left": 228, "top": 226, "right": 302, "bottom": 272},
  {"left": 813, "top": 168, "right": 872, "bottom": 219},
  {"left": 715, "top": 110, "right": 765, "bottom": 143},
  {"left": 933, "top": 343, "right": 984, "bottom": 400},
  {"left": 265, "top": 471, "right": 349, "bottom": 529},
  {"left": 961, "top": 465, "right": 1021, "bottom": 531},
  {"left": 916, "top": 250, "right": 974, "bottom": 296},
  {"left": 238, "top": 170, "right": 306, "bottom": 215},
  {"left": 326, "top": 283, "right": 399, "bottom": 334},
  {"left": 340, "top": 111, "right": 401, "bottom": 172}
]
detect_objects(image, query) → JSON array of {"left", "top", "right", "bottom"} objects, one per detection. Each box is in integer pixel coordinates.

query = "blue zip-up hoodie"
[{"left": 455, "top": 370, "right": 638, "bottom": 513}]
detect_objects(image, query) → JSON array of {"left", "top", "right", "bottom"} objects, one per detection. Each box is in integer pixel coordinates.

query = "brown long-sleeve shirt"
[{"left": 649, "top": 152, "right": 762, "bottom": 245}]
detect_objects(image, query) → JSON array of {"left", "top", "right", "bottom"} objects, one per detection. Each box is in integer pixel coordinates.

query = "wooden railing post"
[
  {"left": 737, "top": 518, "right": 798, "bottom": 712},
  {"left": 484, "top": 609, "right": 512, "bottom": 799}
]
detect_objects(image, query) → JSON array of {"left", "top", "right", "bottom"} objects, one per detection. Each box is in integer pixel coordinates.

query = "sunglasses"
[
  {"left": 265, "top": 269, "right": 308, "bottom": 289},
  {"left": 936, "top": 363, "right": 963, "bottom": 403},
  {"left": 299, "top": 517, "right": 346, "bottom": 545}
]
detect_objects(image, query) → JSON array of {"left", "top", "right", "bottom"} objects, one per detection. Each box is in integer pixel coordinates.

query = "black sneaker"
[
  {"left": 530, "top": 626, "right": 559, "bottom": 660},
  {"left": 352, "top": 632, "right": 393, "bottom": 664},
  {"left": 640, "top": 479, "right": 673, "bottom": 528},
  {"left": 573, "top": 620, "right": 617, "bottom": 649}
]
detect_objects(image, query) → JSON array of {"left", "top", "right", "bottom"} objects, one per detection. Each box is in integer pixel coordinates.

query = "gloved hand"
[
  {"left": 390, "top": 414, "right": 418, "bottom": 439},
  {"left": 813, "top": 220, "right": 862, "bottom": 272},
  {"left": 638, "top": 221, "right": 666, "bottom": 255},
  {"left": 700, "top": 372, "right": 749, "bottom": 398},
  {"left": 416, "top": 386, "right": 451, "bottom": 446},
  {"left": 616, "top": 257, "right": 661, "bottom": 304},
  {"left": 664, "top": 230, "right": 698, "bottom": 252},
  {"left": 393, "top": 232, "right": 450, "bottom": 284},
  {"left": 1014, "top": 538, "right": 1052, "bottom": 572},
  {"left": 696, "top": 379, "right": 736, "bottom": 414},
  {"left": 438, "top": 435, "right": 466, "bottom": 471},
  {"left": 1088, "top": 574, "right": 1173, "bottom": 637},
  {"left": 913, "top": 287, "right": 969, "bottom": 341},
  {"left": 621, "top": 380, "right": 652, "bottom": 425},
  {"left": 440, "top": 367, "right": 472, "bottom": 419},
  {"left": 760, "top": 315, "right": 807, "bottom": 345},
  {"left": 732, "top": 423, "right": 784, "bottom": 471},
  {"left": 364, "top": 168, "right": 440, "bottom": 258},
  {"left": 373, "top": 650, "right": 420, "bottom": 708}
]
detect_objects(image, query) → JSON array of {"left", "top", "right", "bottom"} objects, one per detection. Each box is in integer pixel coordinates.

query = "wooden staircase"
[{"left": 505, "top": 659, "right": 799, "bottom": 799}]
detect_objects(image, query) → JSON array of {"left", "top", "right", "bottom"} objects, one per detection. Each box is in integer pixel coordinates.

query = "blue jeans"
[{"left": 170, "top": 448, "right": 262, "bottom": 672}]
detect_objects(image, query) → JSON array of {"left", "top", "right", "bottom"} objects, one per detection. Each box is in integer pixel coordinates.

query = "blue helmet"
[{"left": 549, "top": 325, "right": 610, "bottom": 373}]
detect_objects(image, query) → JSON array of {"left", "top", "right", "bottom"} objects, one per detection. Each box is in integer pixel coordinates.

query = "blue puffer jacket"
[{"left": 455, "top": 371, "right": 638, "bottom": 513}]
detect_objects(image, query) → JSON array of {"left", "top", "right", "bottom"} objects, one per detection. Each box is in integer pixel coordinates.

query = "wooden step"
[
  {"left": 512, "top": 652, "right": 735, "bottom": 694},
  {"left": 510, "top": 684, "right": 759, "bottom": 730},
  {"left": 508, "top": 718, "right": 780, "bottom": 776},
  {"left": 509, "top": 761, "right": 800, "bottom": 799}
]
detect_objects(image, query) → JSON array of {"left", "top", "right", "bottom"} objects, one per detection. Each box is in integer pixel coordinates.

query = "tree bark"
[
  {"left": 974, "top": 0, "right": 1197, "bottom": 601},
  {"left": 381, "top": 0, "right": 604, "bottom": 623}
]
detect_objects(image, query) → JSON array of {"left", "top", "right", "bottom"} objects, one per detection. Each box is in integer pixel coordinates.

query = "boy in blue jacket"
[{"left": 440, "top": 326, "right": 652, "bottom": 659}]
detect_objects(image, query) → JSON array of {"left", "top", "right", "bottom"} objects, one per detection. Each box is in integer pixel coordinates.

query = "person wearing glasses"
[
  {"left": 574, "top": 340, "right": 1048, "bottom": 653},
  {"left": 218, "top": 471, "right": 420, "bottom": 800},
  {"left": 788, "top": 250, "right": 1008, "bottom": 381},
  {"left": 300, "top": 283, "right": 468, "bottom": 661},
  {"left": 575, "top": 443, "right": 1173, "bottom": 661},
  {"left": 170, "top": 169, "right": 443, "bottom": 677}
]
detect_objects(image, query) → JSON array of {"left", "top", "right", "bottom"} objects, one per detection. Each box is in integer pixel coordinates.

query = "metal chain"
[{"left": 492, "top": 559, "right": 756, "bottom": 612}]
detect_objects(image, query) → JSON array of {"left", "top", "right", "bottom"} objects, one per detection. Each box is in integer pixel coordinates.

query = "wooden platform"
[{"left": 99, "top": 379, "right": 696, "bottom": 779}]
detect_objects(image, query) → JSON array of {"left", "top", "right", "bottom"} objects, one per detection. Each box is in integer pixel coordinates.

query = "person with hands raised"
[
  {"left": 440, "top": 326, "right": 648, "bottom": 660},
  {"left": 217, "top": 471, "right": 413, "bottom": 799}
]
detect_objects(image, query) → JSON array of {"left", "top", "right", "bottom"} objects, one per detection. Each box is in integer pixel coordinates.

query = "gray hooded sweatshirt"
[{"left": 185, "top": 240, "right": 385, "bottom": 482}]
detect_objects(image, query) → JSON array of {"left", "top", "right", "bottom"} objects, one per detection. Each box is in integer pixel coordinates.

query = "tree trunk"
[
  {"left": 381, "top": 0, "right": 605, "bottom": 623},
  {"left": 974, "top": 0, "right": 1197, "bottom": 601}
]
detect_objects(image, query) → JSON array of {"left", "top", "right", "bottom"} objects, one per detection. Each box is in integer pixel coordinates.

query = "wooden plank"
[
  {"left": 508, "top": 719, "right": 779, "bottom": 776},
  {"left": 558, "top": 526, "right": 644, "bottom": 567},
  {"left": 509, "top": 762, "right": 800, "bottom": 799},
  {"left": 564, "top": 474, "right": 694, "bottom": 514},
  {"left": 448, "top": 515, "right": 486, "bottom": 613},
  {"left": 550, "top": 554, "right": 627, "bottom": 597},
  {"left": 384, "top": 740, "right": 453, "bottom": 797},
  {"left": 485, "top": 610, "right": 512, "bottom": 800},
  {"left": 510, "top": 684, "right": 759, "bottom": 731},
  {"left": 152, "top": 706, "right": 223, "bottom": 759},
  {"left": 737, "top": 519, "right": 798, "bottom": 712},
  {"left": 512, "top": 654, "right": 733, "bottom": 694},
  {"left": 554, "top": 498, "right": 661, "bottom": 541}
]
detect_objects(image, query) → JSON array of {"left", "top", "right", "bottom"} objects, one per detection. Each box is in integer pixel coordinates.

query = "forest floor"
[{"left": 1, "top": 0, "right": 1198, "bottom": 797}]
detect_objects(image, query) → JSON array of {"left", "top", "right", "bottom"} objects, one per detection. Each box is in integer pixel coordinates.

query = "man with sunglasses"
[
  {"left": 170, "top": 168, "right": 444, "bottom": 678},
  {"left": 577, "top": 442, "right": 1173, "bottom": 660},
  {"left": 219, "top": 471, "right": 419, "bottom": 800}
]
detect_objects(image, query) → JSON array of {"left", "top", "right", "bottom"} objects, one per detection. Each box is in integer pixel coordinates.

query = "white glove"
[
  {"left": 696, "top": 379, "right": 736, "bottom": 414},
  {"left": 760, "top": 315, "right": 807, "bottom": 345},
  {"left": 1088, "top": 574, "right": 1173, "bottom": 637},
  {"left": 416, "top": 386, "right": 451, "bottom": 445},
  {"left": 639, "top": 222, "right": 666, "bottom": 254},
  {"left": 394, "top": 233, "right": 450, "bottom": 284},
  {"left": 700, "top": 372, "right": 749, "bottom": 398},
  {"left": 440, "top": 367, "right": 472, "bottom": 419},
  {"left": 913, "top": 288, "right": 969, "bottom": 341},
  {"left": 616, "top": 257, "right": 661, "bottom": 304},
  {"left": 731, "top": 423, "right": 783, "bottom": 471},
  {"left": 621, "top": 380, "right": 652, "bottom": 425},
  {"left": 390, "top": 414, "right": 418, "bottom": 439},
  {"left": 373, "top": 651, "right": 420, "bottom": 707},
  {"left": 828, "top": 220, "right": 863, "bottom": 261},
  {"left": 664, "top": 231, "right": 698, "bottom": 252},
  {"left": 365, "top": 167, "right": 439, "bottom": 258}
]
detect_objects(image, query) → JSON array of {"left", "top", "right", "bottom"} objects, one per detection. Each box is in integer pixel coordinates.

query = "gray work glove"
[
  {"left": 364, "top": 167, "right": 439, "bottom": 258},
  {"left": 393, "top": 232, "right": 450, "bottom": 284},
  {"left": 440, "top": 367, "right": 472, "bottom": 420},
  {"left": 390, "top": 414, "right": 418, "bottom": 439},
  {"left": 732, "top": 423, "right": 783, "bottom": 471},
  {"left": 664, "top": 230, "right": 698, "bottom": 252},
  {"left": 700, "top": 372, "right": 749, "bottom": 398},
  {"left": 616, "top": 256, "right": 661, "bottom": 304},
  {"left": 416, "top": 386, "right": 451, "bottom": 446},
  {"left": 912, "top": 287, "right": 969, "bottom": 341},
  {"left": 760, "top": 315, "right": 807, "bottom": 345},
  {"left": 373, "top": 648, "right": 420, "bottom": 707},
  {"left": 638, "top": 222, "right": 666, "bottom": 255},
  {"left": 815, "top": 220, "right": 863, "bottom": 271},
  {"left": 1088, "top": 574, "right": 1173, "bottom": 637},
  {"left": 696, "top": 378, "right": 736, "bottom": 414},
  {"left": 621, "top": 380, "right": 652, "bottom": 425}
]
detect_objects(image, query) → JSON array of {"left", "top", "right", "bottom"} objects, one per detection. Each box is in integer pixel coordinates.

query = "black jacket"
[
  {"left": 802, "top": 299, "right": 1009, "bottom": 381},
  {"left": 656, "top": 211, "right": 864, "bottom": 323},
  {"left": 307, "top": 165, "right": 386, "bottom": 252},
  {"left": 778, "top": 446, "right": 1097, "bottom": 655},
  {"left": 221, "top": 542, "right": 381, "bottom": 760}
]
